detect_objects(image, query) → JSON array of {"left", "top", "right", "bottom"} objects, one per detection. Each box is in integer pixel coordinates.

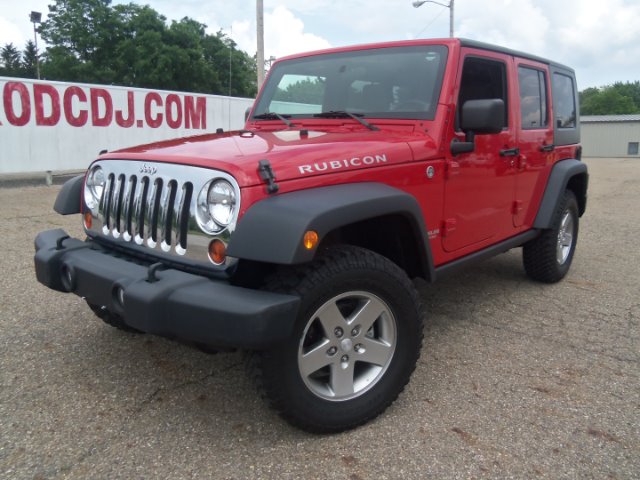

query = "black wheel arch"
[
  {"left": 227, "top": 183, "right": 435, "bottom": 281},
  {"left": 533, "top": 159, "right": 588, "bottom": 229},
  {"left": 53, "top": 174, "right": 84, "bottom": 215}
]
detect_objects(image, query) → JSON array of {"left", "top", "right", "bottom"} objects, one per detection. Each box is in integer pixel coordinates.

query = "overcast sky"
[{"left": 1, "top": 0, "right": 639, "bottom": 89}]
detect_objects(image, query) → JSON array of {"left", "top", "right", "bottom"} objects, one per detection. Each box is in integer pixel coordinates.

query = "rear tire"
[
  {"left": 523, "top": 190, "right": 579, "bottom": 283},
  {"left": 254, "top": 245, "right": 423, "bottom": 433}
]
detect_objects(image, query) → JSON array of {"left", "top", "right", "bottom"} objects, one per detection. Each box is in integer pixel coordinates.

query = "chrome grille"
[
  {"left": 99, "top": 173, "right": 192, "bottom": 253},
  {"left": 84, "top": 160, "right": 240, "bottom": 266}
]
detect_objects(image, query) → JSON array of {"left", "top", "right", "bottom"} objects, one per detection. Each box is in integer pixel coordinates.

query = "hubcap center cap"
[{"left": 340, "top": 338, "right": 353, "bottom": 352}]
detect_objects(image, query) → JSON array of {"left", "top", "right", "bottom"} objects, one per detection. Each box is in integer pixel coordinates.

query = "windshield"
[{"left": 253, "top": 45, "right": 448, "bottom": 121}]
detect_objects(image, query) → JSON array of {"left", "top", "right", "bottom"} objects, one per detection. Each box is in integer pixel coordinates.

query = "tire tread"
[
  {"left": 523, "top": 190, "right": 579, "bottom": 283},
  {"left": 252, "top": 245, "right": 423, "bottom": 433}
]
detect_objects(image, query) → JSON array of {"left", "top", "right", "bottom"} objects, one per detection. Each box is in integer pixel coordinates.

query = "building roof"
[{"left": 581, "top": 115, "right": 640, "bottom": 123}]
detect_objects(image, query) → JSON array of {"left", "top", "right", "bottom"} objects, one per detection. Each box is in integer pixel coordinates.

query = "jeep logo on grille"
[{"left": 140, "top": 164, "right": 157, "bottom": 175}]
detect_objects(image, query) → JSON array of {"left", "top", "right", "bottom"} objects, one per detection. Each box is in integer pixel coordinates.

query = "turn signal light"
[
  {"left": 303, "top": 230, "right": 319, "bottom": 250},
  {"left": 83, "top": 212, "right": 92, "bottom": 229},
  {"left": 208, "top": 239, "right": 227, "bottom": 265}
]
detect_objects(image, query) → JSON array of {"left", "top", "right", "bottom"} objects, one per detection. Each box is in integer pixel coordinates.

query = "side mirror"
[
  {"left": 460, "top": 99, "right": 504, "bottom": 134},
  {"left": 451, "top": 99, "right": 505, "bottom": 155}
]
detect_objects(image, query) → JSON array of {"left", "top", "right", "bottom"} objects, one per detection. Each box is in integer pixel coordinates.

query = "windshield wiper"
[
  {"left": 313, "top": 111, "right": 379, "bottom": 131},
  {"left": 253, "top": 112, "right": 294, "bottom": 128}
]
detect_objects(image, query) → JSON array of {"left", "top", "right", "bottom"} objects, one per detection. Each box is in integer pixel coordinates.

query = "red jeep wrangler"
[{"left": 35, "top": 38, "right": 588, "bottom": 432}]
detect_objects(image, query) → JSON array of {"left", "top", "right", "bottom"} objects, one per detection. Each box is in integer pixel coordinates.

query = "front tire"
[
  {"left": 523, "top": 190, "right": 579, "bottom": 283},
  {"left": 254, "top": 245, "right": 423, "bottom": 433}
]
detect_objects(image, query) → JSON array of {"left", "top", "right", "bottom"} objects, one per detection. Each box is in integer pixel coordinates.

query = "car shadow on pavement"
[{"left": 56, "top": 248, "right": 532, "bottom": 440}]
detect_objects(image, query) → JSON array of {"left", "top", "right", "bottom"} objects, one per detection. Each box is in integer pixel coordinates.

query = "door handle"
[
  {"left": 540, "top": 144, "right": 555, "bottom": 152},
  {"left": 500, "top": 147, "right": 520, "bottom": 157}
]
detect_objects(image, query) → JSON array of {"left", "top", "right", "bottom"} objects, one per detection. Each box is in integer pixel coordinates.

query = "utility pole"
[
  {"left": 449, "top": 0, "right": 454, "bottom": 38},
  {"left": 30, "top": 11, "right": 42, "bottom": 79},
  {"left": 256, "top": 0, "right": 265, "bottom": 90}
]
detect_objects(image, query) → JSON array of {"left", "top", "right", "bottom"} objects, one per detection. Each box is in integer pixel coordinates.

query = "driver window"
[{"left": 458, "top": 57, "right": 508, "bottom": 129}]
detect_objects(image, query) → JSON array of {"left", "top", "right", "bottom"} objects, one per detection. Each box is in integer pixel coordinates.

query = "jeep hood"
[{"left": 101, "top": 128, "right": 439, "bottom": 188}]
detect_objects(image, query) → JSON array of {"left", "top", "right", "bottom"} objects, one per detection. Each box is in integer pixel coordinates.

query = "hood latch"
[{"left": 258, "top": 159, "right": 279, "bottom": 194}]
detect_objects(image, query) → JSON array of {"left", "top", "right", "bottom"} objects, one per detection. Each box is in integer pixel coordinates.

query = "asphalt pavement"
[{"left": 0, "top": 157, "right": 638, "bottom": 479}]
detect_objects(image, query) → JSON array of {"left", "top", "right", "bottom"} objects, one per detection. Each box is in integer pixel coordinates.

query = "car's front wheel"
[{"left": 254, "top": 245, "right": 423, "bottom": 433}]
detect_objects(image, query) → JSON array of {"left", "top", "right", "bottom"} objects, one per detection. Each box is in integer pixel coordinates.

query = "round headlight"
[
  {"left": 84, "top": 166, "right": 105, "bottom": 210},
  {"left": 208, "top": 180, "right": 236, "bottom": 227},
  {"left": 195, "top": 178, "right": 238, "bottom": 234}
]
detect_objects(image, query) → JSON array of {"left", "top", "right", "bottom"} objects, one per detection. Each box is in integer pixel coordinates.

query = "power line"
[{"left": 415, "top": 8, "right": 446, "bottom": 37}]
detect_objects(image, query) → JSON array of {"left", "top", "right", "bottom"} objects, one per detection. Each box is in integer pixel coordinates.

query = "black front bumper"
[{"left": 34, "top": 229, "right": 300, "bottom": 349}]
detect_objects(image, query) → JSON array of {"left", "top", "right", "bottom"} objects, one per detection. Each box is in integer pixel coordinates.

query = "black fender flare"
[
  {"left": 227, "top": 182, "right": 435, "bottom": 279},
  {"left": 533, "top": 159, "right": 588, "bottom": 229},
  {"left": 53, "top": 175, "right": 84, "bottom": 215}
]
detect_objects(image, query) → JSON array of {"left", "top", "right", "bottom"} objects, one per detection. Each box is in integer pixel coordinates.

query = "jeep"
[{"left": 34, "top": 38, "right": 588, "bottom": 433}]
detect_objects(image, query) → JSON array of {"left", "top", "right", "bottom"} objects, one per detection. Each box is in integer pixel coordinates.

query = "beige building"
[{"left": 580, "top": 115, "right": 640, "bottom": 158}]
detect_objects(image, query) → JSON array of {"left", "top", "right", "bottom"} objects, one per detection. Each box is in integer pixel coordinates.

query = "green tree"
[
  {"left": 110, "top": 4, "right": 174, "bottom": 88},
  {"left": 217, "top": 33, "right": 257, "bottom": 97},
  {"left": 612, "top": 81, "right": 640, "bottom": 108},
  {"left": 22, "top": 40, "right": 39, "bottom": 78},
  {"left": 580, "top": 82, "right": 640, "bottom": 115},
  {"left": 37, "top": 0, "right": 257, "bottom": 96},
  {"left": 1, "top": 43, "right": 22, "bottom": 76},
  {"left": 581, "top": 88, "right": 637, "bottom": 115},
  {"left": 39, "top": 0, "right": 121, "bottom": 83}
]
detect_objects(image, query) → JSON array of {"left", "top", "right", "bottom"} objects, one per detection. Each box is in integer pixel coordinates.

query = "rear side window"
[
  {"left": 552, "top": 73, "right": 577, "bottom": 129},
  {"left": 518, "top": 67, "right": 548, "bottom": 129}
]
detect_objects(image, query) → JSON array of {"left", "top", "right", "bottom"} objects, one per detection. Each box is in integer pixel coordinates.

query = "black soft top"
[{"left": 459, "top": 38, "right": 575, "bottom": 74}]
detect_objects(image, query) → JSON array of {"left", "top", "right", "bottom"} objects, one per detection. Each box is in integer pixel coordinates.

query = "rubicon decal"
[
  {"left": 0, "top": 81, "right": 206, "bottom": 130},
  {"left": 298, "top": 154, "right": 388, "bottom": 174}
]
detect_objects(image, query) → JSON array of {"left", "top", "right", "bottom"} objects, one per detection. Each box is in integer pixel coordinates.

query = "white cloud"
[
  {"left": 230, "top": 5, "right": 331, "bottom": 60},
  {"left": 264, "top": 6, "right": 331, "bottom": 58},
  {"left": 456, "top": 0, "right": 551, "bottom": 55},
  {"left": 0, "top": 0, "right": 49, "bottom": 50},
  {"left": 2, "top": 0, "right": 639, "bottom": 88},
  {"left": 0, "top": 17, "right": 25, "bottom": 48}
]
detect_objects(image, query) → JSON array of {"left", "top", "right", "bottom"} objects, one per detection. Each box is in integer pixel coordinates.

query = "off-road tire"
[
  {"left": 253, "top": 245, "right": 423, "bottom": 433},
  {"left": 87, "top": 302, "right": 143, "bottom": 333},
  {"left": 523, "top": 190, "right": 579, "bottom": 283}
]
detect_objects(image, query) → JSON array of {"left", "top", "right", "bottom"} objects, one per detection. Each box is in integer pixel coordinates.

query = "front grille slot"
[
  {"left": 121, "top": 175, "right": 137, "bottom": 241},
  {"left": 146, "top": 178, "right": 163, "bottom": 247},
  {"left": 177, "top": 183, "right": 193, "bottom": 252},
  {"left": 112, "top": 174, "right": 125, "bottom": 237},
  {"left": 133, "top": 177, "right": 149, "bottom": 243},
  {"left": 100, "top": 174, "right": 115, "bottom": 230},
  {"left": 96, "top": 172, "right": 194, "bottom": 255},
  {"left": 159, "top": 180, "right": 177, "bottom": 250}
]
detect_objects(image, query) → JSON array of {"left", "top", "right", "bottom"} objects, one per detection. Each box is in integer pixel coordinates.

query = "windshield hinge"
[{"left": 258, "top": 159, "right": 279, "bottom": 194}]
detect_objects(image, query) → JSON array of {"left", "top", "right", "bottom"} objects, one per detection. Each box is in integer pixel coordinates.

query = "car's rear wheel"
[{"left": 523, "top": 190, "right": 579, "bottom": 283}]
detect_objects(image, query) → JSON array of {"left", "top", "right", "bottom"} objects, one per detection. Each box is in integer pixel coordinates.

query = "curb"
[{"left": 0, "top": 171, "right": 84, "bottom": 188}]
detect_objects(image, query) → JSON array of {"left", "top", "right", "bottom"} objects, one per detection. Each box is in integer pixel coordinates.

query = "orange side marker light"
[{"left": 303, "top": 231, "right": 319, "bottom": 250}]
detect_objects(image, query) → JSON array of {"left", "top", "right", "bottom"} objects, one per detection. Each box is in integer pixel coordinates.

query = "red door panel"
[
  {"left": 514, "top": 61, "right": 554, "bottom": 228},
  {"left": 442, "top": 49, "right": 517, "bottom": 253}
]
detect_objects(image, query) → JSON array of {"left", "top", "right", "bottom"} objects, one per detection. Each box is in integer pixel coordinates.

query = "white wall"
[
  {"left": 0, "top": 77, "right": 254, "bottom": 174},
  {"left": 581, "top": 121, "right": 640, "bottom": 158}
]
